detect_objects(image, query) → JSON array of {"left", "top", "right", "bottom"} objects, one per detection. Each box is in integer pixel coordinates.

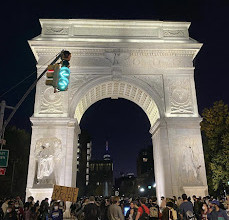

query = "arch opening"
[
  {"left": 73, "top": 81, "right": 160, "bottom": 126},
  {"left": 78, "top": 98, "right": 155, "bottom": 197}
]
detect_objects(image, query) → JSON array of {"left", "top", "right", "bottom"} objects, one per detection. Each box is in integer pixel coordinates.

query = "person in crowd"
[
  {"left": 161, "top": 201, "right": 177, "bottom": 220},
  {"left": 126, "top": 201, "right": 138, "bottom": 220},
  {"left": 148, "top": 197, "right": 160, "bottom": 220},
  {"left": 179, "top": 194, "right": 194, "bottom": 220},
  {"left": 3, "top": 206, "right": 17, "bottom": 220},
  {"left": 135, "top": 197, "right": 150, "bottom": 220},
  {"left": 160, "top": 197, "right": 167, "bottom": 212},
  {"left": 108, "top": 196, "right": 124, "bottom": 220},
  {"left": 193, "top": 195, "right": 202, "bottom": 220},
  {"left": 39, "top": 198, "right": 49, "bottom": 220},
  {"left": 201, "top": 203, "right": 209, "bottom": 220},
  {"left": 77, "top": 198, "right": 89, "bottom": 220},
  {"left": 15, "top": 197, "right": 23, "bottom": 209},
  {"left": 50, "top": 202, "right": 63, "bottom": 220},
  {"left": 84, "top": 196, "right": 100, "bottom": 220},
  {"left": 24, "top": 202, "right": 32, "bottom": 220},
  {"left": 27, "top": 196, "right": 35, "bottom": 206},
  {"left": 1, "top": 198, "right": 10, "bottom": 216},
  {"left": 207, "top": 200, "right": 229, "bottom": 220},
  {"left": 14, "top": 201, "right": 24, "bottom": 220},
  {"left": 30, "top": 205, "right": 39, "bottom": 220},
  {"left": 177, "top": 197, "right": 183, "bottom": 209},
  {"left": 100, "top": 198, "right": 110, "bottom": 220}
]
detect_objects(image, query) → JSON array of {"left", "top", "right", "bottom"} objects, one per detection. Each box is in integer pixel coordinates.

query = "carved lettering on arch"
[{"left": 167, "top": 77, "right": 194, "bottom": 114}]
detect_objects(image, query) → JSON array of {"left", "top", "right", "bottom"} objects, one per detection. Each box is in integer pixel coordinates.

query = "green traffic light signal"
[{"left": 57, "top": 66, "right": 70, "bottom": 91}]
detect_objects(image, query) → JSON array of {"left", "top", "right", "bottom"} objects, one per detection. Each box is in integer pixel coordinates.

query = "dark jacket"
[
  {"left": 84, "top": 202, "right": 100, "bottom": 220},
  {"left": 3, "top": 211, "right": 17, "bottom": 220}
]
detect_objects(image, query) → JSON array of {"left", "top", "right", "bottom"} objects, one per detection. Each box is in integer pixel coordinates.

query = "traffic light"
[
  {"left": 56, "top": 50, "right": 71, "bottom": 91},
  {"left": 45, "top": 64, "right": 60, "bottom": 88},
  {"left": 45, "top": 50, "right": 71, "bottom": 92},
  {"left": 57, "top": 66, "right": 70, "bottom": 91}
]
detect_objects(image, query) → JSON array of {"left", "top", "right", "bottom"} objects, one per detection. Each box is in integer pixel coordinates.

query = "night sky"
[{"left": 1, "top": 1, "right": 229, "bottom": 177}]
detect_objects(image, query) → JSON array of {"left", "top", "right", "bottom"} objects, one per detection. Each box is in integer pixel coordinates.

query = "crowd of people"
[{"left": 0, "top": 193, "right": 229, "bottom": 220}]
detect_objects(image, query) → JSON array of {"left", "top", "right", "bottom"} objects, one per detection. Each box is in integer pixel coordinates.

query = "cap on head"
[{"left": 211, "top": 200, "right": 220, "bottom": 206}]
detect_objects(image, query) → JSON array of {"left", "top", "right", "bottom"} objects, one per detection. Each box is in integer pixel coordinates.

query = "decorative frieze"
[{"left": 43, "top": 26, "right": 69, "bottom": 35}]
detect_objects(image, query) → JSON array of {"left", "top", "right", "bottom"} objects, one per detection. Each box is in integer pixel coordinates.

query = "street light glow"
[
  {"left": 153, "top": 183, "right": 156, "bottom": 188},
  {"left": 139, "top": 187, "right": 145, "bottom": 192}
]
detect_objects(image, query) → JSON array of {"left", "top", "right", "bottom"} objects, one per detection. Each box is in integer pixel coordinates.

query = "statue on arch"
[{"left": 35, "top": 137, "right": 63, "bottom": 185}]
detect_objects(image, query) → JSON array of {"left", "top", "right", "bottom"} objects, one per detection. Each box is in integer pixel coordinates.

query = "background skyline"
[{"left": 1, "top": 0, "right": 229, "bottom": 177}]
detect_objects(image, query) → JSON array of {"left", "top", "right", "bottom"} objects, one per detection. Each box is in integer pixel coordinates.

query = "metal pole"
[
  {"left": 0, "top": 100, "right": 6, "bottom": 134},
  {"left": 0, "top": 100, "right": 6, "bottom": 150},
  {"left": 0, "top": 50, "right": 63, "bottom": 143},
  {"left": 10, "top": 160, "right": 16, "bottom": 195}
]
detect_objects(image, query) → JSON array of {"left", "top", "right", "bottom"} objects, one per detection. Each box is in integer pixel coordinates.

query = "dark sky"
[{"left": 1, "top": 0, "right": 229, "bottom": 177}]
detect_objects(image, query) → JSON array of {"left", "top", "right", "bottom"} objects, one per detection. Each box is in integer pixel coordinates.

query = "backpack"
[
  {"left": 139, "top": 206, "right": 149, "bottom": 220},
  {"left": 185, "top": 210, "right": 197, "bottom": 220},
  {"left": 149, "top": 205, "right": 159, "bottom": 218}
]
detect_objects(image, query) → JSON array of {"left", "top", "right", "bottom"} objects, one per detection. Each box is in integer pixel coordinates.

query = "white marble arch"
[{"left": 26, "top": 19, "right": 208, "bottom": 203}]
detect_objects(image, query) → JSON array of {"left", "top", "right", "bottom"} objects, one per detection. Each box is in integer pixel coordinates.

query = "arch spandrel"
[{"left": 70, "top": 79, "right": 161, "bottom": 127}]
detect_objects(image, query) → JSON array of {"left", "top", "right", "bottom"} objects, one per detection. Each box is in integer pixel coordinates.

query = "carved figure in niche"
[{"left": 35, "top": 138, "right": 63, "bottom": 185}]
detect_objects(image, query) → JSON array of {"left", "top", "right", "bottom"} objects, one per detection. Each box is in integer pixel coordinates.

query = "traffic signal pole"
[{"left": 0, "top": 50, "right": 64, "bottom": 148}]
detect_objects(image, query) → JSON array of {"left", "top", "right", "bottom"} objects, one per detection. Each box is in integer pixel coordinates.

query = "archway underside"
[{"left": 74, "top": 81, "right": 160, "bottom": 126}]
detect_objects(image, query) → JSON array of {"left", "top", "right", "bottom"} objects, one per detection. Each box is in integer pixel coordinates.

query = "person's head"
[
  {"left": 166, "top": 202, "right": 174, "bottom": 209},
  {"left": 61, "top": 51, "right": 71, "bottom": 61},
  {"left": 8, "top": 200, "right": 14, "bottom": 207},
  {"left": 161, "top": 196, "right": 165, "bottom": 201},
  {"left": 139, "top": 197, "right": 147, "bottom": 205},
  {"left": 211, "top": 200, "right": 220, "bottom": 210},
  {"left": 16, "top": 196, "right": 21, "bottom": 201},
  {"left": 15, "top": 202, "right": 19, "bottom": 208},
  {"left": 28, "top": 196, "right": 34, "bottom": 203},
  {"left": 151, "top": 196, "right": 157, "bottom": 203},
  {"left": 89, "top": 196, "right": 95, "bottom": 202},
  {"left": 202, "top": 203, "right": 208, "bottom": 211},
  {"left": 193, "top": 195, "right": 197, "bottom": 201},
  {"left": 45, "top": 198, "right": 49, "bottom": 202},
  {"left": 113, "top": 196, "right": 120, "bottom": 205},
  {"left": 178, "top": 196, "right": 181, "bottom": 200},
  {"left": 5, "top": 197, "right": 10, "bottom": 203},
  {"left": 173, "top": 196, "right": 177, "bottom": 201},
  {"left": 6, "top": 206, "right": 13, "bottom": 213},
  {"left": 130, "top": 202, "right": 134, "bottom": 209},
  {"left": 182, "top": 194, "right": 188, "bottom": 201},
  {"left": 53, "top": 202, "right": 59, "bottom": 210}
]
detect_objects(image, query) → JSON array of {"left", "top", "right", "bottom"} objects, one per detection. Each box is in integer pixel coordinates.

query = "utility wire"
[{"left": 0, "top": 55, "right": 58, "bottom": 99}]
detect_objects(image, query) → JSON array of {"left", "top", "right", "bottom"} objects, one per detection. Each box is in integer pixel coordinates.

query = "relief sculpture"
[
  {"left": 34, "top": 137, "right": 63, "bottom": 185},
  {"left": 177, "top": 136, "right": 203, "bottom": 185},
  {"left": 168, "top": 78, "right": 194, "bottom": 114},
  {"left": 40, "top": 87, "right": 64, "bottom": 114}
]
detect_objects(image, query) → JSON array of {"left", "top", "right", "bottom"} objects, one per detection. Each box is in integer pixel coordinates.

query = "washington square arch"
[{"left": 26, "top": 19, "right": 208, "bottom": 202}]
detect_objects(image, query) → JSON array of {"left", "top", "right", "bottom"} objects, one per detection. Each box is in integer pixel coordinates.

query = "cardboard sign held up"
[{"left": 52, "top": 185, "right": 79, "bottom": 202}]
